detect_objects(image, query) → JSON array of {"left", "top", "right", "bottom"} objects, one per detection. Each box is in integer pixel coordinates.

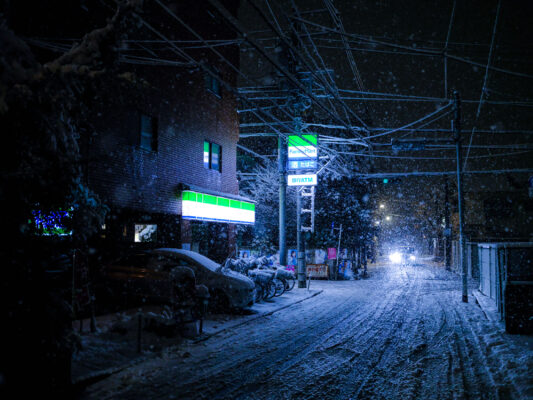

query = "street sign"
[
  {"left": 287, "top": 174, "right": 317, "bottom": 186},
  {"left": 288, "top": 159, "right": 317, "bottom": 170},
  {"left": 287, "top": 134, "right": 318, "bottom": 160}
]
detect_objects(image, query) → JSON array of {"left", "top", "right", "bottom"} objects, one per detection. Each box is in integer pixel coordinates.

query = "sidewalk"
[
  {"left": 472, "top": 289, "right": 502, "bottom": 325},
  {"left": 72, "top": 286, "right": 323, "bottom": 386}
]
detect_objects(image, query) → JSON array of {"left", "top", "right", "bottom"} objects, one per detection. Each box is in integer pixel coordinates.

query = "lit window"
[
  {"left": 204, "top": 141, "right": 210, "bottom": 168},
  {"left": 134, "top": 224, "right": 157, "bottom": 243},
  {"left": 203, "top": 140, "right": 222, "bottom": 172},
  {"left": 205, "top": 71, "right": 221, "bottom": 97},
  {"left": 211, "top": 143, "right": 221, "bottom": 171},
  {"left": 139, "top": 114, "right": 158, "bottom": 151}
]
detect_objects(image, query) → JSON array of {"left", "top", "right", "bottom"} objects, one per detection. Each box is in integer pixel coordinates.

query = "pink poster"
[{"left": 327, "top": 247, "right": 337, "bottom": 260}]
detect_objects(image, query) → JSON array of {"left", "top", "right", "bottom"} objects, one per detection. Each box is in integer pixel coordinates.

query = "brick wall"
[{"left": 88, "top": 38, "right": 240, "bottom": 219}]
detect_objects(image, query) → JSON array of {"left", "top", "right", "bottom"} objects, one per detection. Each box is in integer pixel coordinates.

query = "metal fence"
[
  {"left": 451, "top": 241, "right": 533, "bottom": 333},
  {"left": 477, "top": 242, "right": 533, "bottom": 333},
  {"left": 450, "top": 241, "right": 479, "bottom": 279},
  {"left": 477, "top": 243, "right": 503, "bottom": 309}
]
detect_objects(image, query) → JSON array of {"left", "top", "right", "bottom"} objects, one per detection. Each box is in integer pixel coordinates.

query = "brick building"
[
  {"left": 85, "top": 1, "right": 252, "bottom": 262},
  {"left": 6, "top": 0, "right": 252, "bottom": 262}
]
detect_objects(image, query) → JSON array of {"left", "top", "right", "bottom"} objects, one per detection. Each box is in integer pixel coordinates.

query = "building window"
[
  {"left": 139, "top": 114, "right": 158, "bottom": 151},
  {"left": 134, "top": 224, "right": 157, "bottom": 243},
  {"left": 204, "top": 71, "right": 221, "bottom": 97},
  {"left": 203, "top": 140, "right": 222, "bottom": 172}
]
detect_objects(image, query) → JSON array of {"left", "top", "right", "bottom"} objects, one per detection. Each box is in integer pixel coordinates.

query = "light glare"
[{"left": 389, "top": 252, "right": 402, "bottom": 263}]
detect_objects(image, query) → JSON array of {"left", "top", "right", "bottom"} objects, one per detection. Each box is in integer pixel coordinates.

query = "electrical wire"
[
  {"left": 291, "top": 16, "right": 533, "bottom": 79},
  {"left": 464, "top": 0, "right": 502, "bottom": 170},
  {"left": 240, "top": 0, "right": 370, "bottom": 135},
  {"left": 338, "top": 150, "right": 532, "bottom": 160},
  {"left": 365, "top": 103, "right": 452, "bottom": 140}
]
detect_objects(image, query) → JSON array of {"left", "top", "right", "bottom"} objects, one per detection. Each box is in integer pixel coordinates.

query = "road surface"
[{"left": 82, "top": 261, "right": 533, "bottom": 399}]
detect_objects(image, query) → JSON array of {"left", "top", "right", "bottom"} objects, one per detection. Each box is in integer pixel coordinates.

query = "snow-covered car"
[
  {"left": 152, "top": 248, "right": 256, "bottom": 310},
  {"left": 99, "top": 248, "right": 255, "bottom": 310},
  {"left": 388, "top": 246, "right": 417, "bottom": 265}
]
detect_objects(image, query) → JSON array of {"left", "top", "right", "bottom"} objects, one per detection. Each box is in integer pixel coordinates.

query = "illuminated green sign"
[
  {"left": 288, "top": 134, "right": 318, "bottom": 160},
  {"left": 181, "top": 191, "right": 255, "bottom": 224}
]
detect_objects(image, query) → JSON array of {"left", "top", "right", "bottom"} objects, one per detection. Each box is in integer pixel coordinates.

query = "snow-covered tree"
[{"left": 0, "top": 1, "right": 141, "bottom": 394}]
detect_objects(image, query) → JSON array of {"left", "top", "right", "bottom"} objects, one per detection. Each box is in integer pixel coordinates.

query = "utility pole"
[
  {"left": 279, "top": 137, "right": 287, "bottom": 267},
  {"left": 444, "top": 176, "right": 451, "bottom": 271},
  {"left": 386, "top": 92, "right": 467, "bottom": 302},
  {"left": 296, "top": 188, "right": 306, "bottom": 287},
  {"left": 335, "top": 223, "right": 343, "bottom": 281},
  {"left": 292, "top": 86, "right": 309, "bottom": 289},
  {"left": 453, "top": 90, "right": 468, "bottom": 303}
]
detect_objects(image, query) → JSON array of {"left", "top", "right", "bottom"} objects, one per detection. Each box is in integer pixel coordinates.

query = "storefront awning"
[{"left": 178, "top": 184, "right": 255, "bottom": 225}]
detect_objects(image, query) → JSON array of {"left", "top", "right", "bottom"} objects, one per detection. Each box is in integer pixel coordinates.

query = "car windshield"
[{"left": 154, "top": 248, "right": 221, "bottom": 272}]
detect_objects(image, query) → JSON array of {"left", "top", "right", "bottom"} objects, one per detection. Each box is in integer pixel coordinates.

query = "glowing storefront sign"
[
  {"left": 287, "top": 134, "right": 318, "bottom": 160},
  {"left": 287, "top": 174, "right": 318, "bottom": 186},
  {"left": 181, "top": 191, "right": 255, "bottom": 224}
]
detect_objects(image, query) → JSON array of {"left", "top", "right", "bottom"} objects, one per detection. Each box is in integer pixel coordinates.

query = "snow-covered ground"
[{"left": 81, "top": 261, "right": 533, "bottom": 399}]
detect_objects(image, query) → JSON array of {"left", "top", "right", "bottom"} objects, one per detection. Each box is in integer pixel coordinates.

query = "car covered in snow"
[{"left": 100, "top": 248, "right": 255, "bottom": 310}]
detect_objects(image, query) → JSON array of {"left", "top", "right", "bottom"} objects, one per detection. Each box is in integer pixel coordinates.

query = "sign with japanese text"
[
  {"left": 287, "top": 174, "right": 317, "bottom": 186},
  {"left": 287, "top": 134, "right": 318, "bottom": 161}
]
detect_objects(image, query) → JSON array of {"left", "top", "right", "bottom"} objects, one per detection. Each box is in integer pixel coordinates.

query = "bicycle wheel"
[
  {"left": 273, "top": 278, "right": 285, "bottom": 297},
  {"left": 264, "top": 281, "right": 276, "bottom": 300},
  {"left": 254, "top": 282, "right": 264, "bottom": 302},
  {"left": 285, "top": 277, "right": 296, "bottom": 291}
]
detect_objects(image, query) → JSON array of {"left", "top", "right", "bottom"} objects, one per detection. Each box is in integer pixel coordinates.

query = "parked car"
[
  {"left": 154, "top": 248, "right": 256, "bottom": 310},
  {"left": 99, "top": 248, "right": 255, "bottom": 311}
]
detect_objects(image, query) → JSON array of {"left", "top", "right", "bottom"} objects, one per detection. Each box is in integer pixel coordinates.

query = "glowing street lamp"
[
  {"left": 385, "top": 216, "right": 391, "bottom": 221},
  {"left": 379, "top": 204, "right": 385, "bottom": 209}
]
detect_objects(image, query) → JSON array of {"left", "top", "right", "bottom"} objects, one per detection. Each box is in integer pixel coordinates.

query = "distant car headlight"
[
  {"left": 389, "top": 252, "right": 402, "bottom": 263},
  {"left": 409, "top": 255, "right": 416, "bottom": 261}
]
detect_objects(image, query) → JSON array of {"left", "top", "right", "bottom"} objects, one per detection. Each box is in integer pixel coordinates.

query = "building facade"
[
  {"left": 84, "top": 1, "right": 251, "bottom": 262},
  {"left": 6, "top": 0, "right": 251, "bottom": 262}
]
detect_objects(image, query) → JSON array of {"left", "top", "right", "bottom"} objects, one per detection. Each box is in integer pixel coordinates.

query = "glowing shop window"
[{"left": 134, "top": 224, "right": 157, "bottom": 243}]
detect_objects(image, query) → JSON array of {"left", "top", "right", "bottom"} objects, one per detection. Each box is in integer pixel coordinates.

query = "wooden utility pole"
[
  {"left": 279, "top": 137, "right": 287, "bottom": 267},
  {"left": 453, "top": 91, "right": 468, "bottom": 303}
]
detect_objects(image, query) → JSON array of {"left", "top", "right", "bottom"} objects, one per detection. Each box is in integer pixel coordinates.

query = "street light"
[
  {"left": 379, "top": 203, "right": 385, "bottom": 209},
  {"left": 385, "top": 216, "right": 391, "bottom": 221}
]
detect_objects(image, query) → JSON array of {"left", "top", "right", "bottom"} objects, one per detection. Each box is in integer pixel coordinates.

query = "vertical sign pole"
[
  {"left": 444, "top": 176, "right": 451, "bottom": 271},
  {"left": 297, "top": 189, "right": 306, "bottom": 288},
  {"left": 279, "top": 136, "right": 287, "bottom": 267},
  {"left": 454, "top": 91, "right": 468, "bottom": 303}
]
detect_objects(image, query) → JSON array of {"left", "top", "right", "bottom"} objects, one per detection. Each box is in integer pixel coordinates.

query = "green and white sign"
[
  {"left": 288, "top": 134, "right": 318, "bottom": 160},
  {"left": 287, "top": 174, "right": 317, "bottom": 186},
  {"left": 181, "top": 191, "right": 255, "bottom": 224}
]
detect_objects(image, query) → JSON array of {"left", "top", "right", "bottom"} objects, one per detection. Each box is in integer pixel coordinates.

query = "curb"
[
  {"left": 72, "top": 355, "right": 149, "bottom": 388},
  {"left": 193, "top": 289, "right": 324, "bottom": 343},
  {"left": 73, "top": 289, "right": 323, "bottom": 387},
  {"left": 472, "top": 289, "right": 502, "bottom": 325}
]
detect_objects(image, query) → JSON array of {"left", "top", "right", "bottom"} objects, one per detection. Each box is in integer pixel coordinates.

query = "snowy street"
[{"left": 82, "top": 261, "right": 532, "bottom": 400}]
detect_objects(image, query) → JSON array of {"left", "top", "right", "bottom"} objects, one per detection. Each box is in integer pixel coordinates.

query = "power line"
[
  {"left": 291, "top": 16, "right": 533, "bottom": 80},
  {"left": 464, "top": 0, "right": 502, "bottom": 171},
  {"left": 338, "top": 150, "right": 532, "bottom": 160},
  {"left": 239, "top": 0, "right": 370, "bottom": 134},
  {"left": 365, "top": 103, "right": 452, "bottom": 140},
  {"left": 356, "top": 169, "right": 533, "bottom": 178},
  {"left": 150, "top": 0, "right": 346, "bottom": 163},
  {"left": 137, "top": 6, "right": 335, "bottom": 164},
  {"left": 443, "top": 0, "right": 457, "bottom": 98}
]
